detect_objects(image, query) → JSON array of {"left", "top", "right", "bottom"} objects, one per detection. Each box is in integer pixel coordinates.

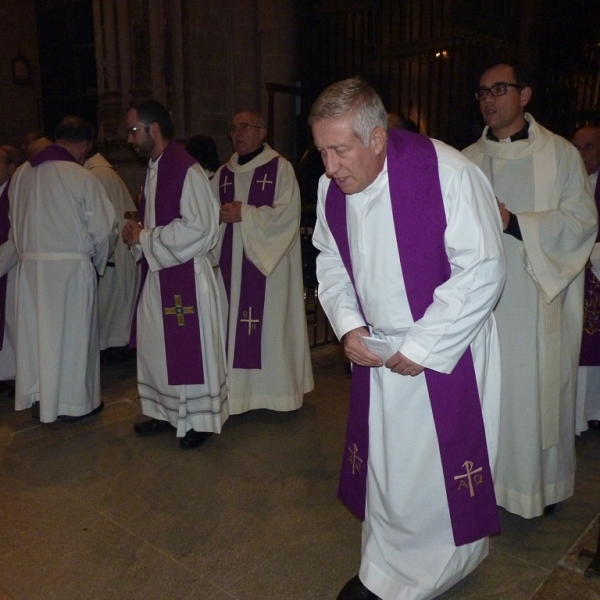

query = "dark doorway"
[{"left": 35, "top": 0, "right": 98, "bottom": 137}]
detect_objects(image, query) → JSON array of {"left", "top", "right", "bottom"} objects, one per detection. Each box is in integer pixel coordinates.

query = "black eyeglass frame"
[{"left": 475, "top": 83, "right": 524, "bottom": 102}]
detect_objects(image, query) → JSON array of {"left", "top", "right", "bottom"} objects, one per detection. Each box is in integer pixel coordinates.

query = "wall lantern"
[{"left": 11, "top": 52, "right": 31, "bottom": 85}]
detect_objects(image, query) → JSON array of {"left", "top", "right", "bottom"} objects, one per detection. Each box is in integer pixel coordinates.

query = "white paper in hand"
[{"left": 359, "top": 336, "right": 397, "bottom": 363}]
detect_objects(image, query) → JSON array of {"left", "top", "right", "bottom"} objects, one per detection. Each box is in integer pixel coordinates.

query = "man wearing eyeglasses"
[
  {"left": 123, "top": 100, "right": 228, "bottom": 450},
  {"left": 210, "top": 111, "right": 313, "bottom": 416},
  {"left": 463, "top": 63, "right": 597, "bottom": 519},
  {"left": 572, "top": 126, "right": 600, "bottom": 435}
]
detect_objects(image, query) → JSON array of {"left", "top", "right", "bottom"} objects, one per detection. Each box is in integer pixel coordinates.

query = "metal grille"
[{"left": 297, "top": 0, "right": 521, "bottom": 147}]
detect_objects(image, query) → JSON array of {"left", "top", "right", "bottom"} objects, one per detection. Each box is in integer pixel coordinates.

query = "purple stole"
[
  {"left": 0, "top": 182, "right": 11, "bottom": 350},
  {"left": 218, "top": 156, "right": 279, "bottom": 368},
  {"left": 134, "top": 142, "right": 205, "bottom": 385},
  {"left": 29, "top": 144, "right": 79, "bottom": 167},
  {"left": 580, "top": 175, "right": 600, "bottom": 366},
  {"left": 326, "top": 128, "right": 501, "bottom": 546}
]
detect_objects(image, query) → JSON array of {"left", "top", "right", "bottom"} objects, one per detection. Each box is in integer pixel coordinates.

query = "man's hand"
[
  {"left": 497, "top": 200, "right": 511, "bottom": 230},
  {"left": 343, "top": 327, "right": 383, "bottom": 367},
  {"left": 220, "top": 201, "right": 242, "bottom": 223},
  {"left": 385, "top": 352, "right": 425, "bottom": 376},
  {"left": 122, "top": 220, "right": 142, "bottom": 246}
]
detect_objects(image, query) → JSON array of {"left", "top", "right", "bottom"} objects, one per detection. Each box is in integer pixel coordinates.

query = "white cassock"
[
  {"left": 463, "top": 113, "right": 598, "bottom": 518},
  {"left": 313, "top": 142, "right": 505, "bottom": 600},
  {"left": 210, "top": 145, "right": 313, "bottom": 414},
  {"left": 8, "top": 159, "right": 117, "bottom": 422},
  {"left": 576, "top": 168, "right": 600, "bottom": 433},
  {"left": 85, "top": 153, "right": 140, "bottom": 350},
  {"left": 135, "top": 156, "right": 228, "bottom": 437},
  {"left": 0, "top": 181, "right": 17, "bottom": 380}
]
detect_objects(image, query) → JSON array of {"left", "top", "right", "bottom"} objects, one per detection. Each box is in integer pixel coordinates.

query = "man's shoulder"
[{"left": 429, "top": 138, "right": 477, "bottom": 172}]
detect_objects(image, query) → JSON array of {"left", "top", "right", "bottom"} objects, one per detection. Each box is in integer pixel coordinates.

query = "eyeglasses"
[
  {"left": 127, "top": 124, "right": 150, "bottom": 135},
  {"left": 229, "top": 123, "right": 263, "bottom": 134},
  {"left": 475, "top": 83, "right": 524, "bottom": 101}
]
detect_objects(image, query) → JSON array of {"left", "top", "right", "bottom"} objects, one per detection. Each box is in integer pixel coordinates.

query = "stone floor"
[{"left": 0, "top": 344, "right": 598, "bottom": 600}]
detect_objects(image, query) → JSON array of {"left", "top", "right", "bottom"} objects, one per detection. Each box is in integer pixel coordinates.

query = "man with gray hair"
[
  {"left": 310, "top": 77, "right": 506, "bottom": 599},
  {"left": 210, "top": 110, "right": 313, "bottom": 416},
  {"left": 8, "top": 116, "right": 116, "bottom": 423}
]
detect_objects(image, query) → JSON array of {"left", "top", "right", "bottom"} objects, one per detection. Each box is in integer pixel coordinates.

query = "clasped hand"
[
  {"left": 122, "top": 220, "right": 142, "bottom": 246},
  {"left": 343, "top": 327, "right": 425, "bottom": 376},
  {"left": 220, "top": 201, "right": 242, "bottom": 223}
]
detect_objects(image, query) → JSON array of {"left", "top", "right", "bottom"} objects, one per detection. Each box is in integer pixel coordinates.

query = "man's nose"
[{"left": 323, "top": 152, "right": 339, "bottom": 176}]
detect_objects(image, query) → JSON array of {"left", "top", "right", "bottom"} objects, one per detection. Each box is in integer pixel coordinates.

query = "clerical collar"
[
  {"left": 238, "top": 144, "right": 265, "bottom": 165},
  {"left": 486, "top": 121, "right": 530, "bottom": 142}
]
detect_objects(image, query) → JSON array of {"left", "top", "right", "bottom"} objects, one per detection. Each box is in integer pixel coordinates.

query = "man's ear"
[
  {"left": 148, "top": 122, "right": 161, "bottom": 139},
  {"left": 8, "top": 164, "right": 15, "bottom": 178},
  {"left": 370, "top": 126, "right": 387, "bottom": 155},
  {"left": 258, "top": 127, "right": 267, "bottom": 143},
  {"left": 520, "top": 86, "right": 532, "bottom": 108}
]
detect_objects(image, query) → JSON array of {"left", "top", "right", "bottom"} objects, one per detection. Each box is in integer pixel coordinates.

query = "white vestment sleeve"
[
  {"left": 399, "top": 162, "right": 506, "bottom": 373},
  {"left": 517, "top": 148, "right": 597, "bottom": 303},
  {"left": 239, "top": 159, "right": 301, "bottom": 277},
  {"left": 140, "top": 165, "right": 220, "bottom": 272},
  {"left": 313, "top": 177, "right": 367, "bottom": 340},
  {"left": 590, "top": 242, "right": 600, "bottom": 280},
  {"left": 83, "top": 172, "right": 117, "bottom": 275},
  {"left": 0, "top": 234, "right": 17, "bottom": 278}
]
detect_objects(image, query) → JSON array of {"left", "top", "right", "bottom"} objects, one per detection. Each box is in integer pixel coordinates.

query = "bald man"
[{"left": 573, "top": 126, "right": 600, "bottom": 433}]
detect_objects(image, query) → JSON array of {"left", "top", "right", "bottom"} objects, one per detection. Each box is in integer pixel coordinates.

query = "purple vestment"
[
  {"left": 218, "top": 156, "right": 279, "bottom": 369},
  {"left": 580, "top": 175, "right": 600, "bottom": 366},
  {"left": 0, "top": 182, "right": 10, "bottom": 349},
  {"left": 29, "top": 144, "right": 79, "bottom": 168},
  {"left": 325, "top": 128, "right": 500, "bottom": 546},
  {"left": 134, "top": 142, "right": 205, "bottom": 385}
]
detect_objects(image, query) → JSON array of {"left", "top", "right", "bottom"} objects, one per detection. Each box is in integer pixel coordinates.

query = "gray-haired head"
[
  {"left": 54, "top": 116, "right": 96, "bottom": 144},
  {"left": 308, "top": 77, "right": 388, "bottom": 146}
]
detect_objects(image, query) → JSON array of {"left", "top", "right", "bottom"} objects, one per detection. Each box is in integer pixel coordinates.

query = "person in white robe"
[
  {"left": 463, "top": 63, "right": 598, "bottom": 518},
  {"left": 0, "top": 146, "right": 22, "bottom": 389},
  {"left": 8, "top": 117, "right": 117, "bottom": 423},
  {"left": 572, "top": 126, "right": 600, "bottom": 433},
  {"left": 210, "top": 110, "right": 313, "bottom": 415},
  {"left": 310, "top": 78, "right": 506, "bottom": 600},
  {"left": 85, "top": 152, "right": 140, "bottom": 353},
  {"left": 123, "top": 100, "right": 228, "bottom": 450}
]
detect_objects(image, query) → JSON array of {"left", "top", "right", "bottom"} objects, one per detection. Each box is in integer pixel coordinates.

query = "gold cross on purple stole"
[{"left": 164, "top": 295, "right": 195, "bottom": 326}]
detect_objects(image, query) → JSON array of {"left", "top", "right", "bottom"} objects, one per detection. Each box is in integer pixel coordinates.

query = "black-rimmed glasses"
[{"left": 475, "top": 83, "right": 523, "bottom": 101}]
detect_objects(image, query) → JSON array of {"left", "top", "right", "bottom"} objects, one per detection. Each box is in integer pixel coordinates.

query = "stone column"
[{"left": 232, "top": 0, "right": 261, "bottom": 111}]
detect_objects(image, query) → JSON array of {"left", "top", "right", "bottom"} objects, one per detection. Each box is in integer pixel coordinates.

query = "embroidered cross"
[
  {"left": 240, "top": 306, "right": 260, "bottom": 335},
  {"left": 256, "top": 174, "right": 273, "bottom": 191},
  {"left": 347, "top": 443, "right": 363, "bottom": 475},
  {"left": 164, "top": 295, "right": 195, "bottom": 326},
  {"left": 454, "top": 460, "right": 483, "bottom": 497},
  {"left": 221, "top": 175, "right": 232, "bottom": 194}
]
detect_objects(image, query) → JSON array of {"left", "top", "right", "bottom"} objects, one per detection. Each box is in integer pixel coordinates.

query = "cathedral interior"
[{"left": 0, "top": 0, "right": 599, "bottom": 598}]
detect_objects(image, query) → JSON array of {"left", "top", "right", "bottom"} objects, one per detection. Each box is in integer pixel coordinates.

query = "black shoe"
[
  {"left": 179, "top": 430, "right": 212, "bottom": 450},
  {"left": 133, "top": 418, "right": 174, "bottom": 436},
  {"left": 543, "top": 503, "right": 557, "bottom": 515},
  {"left": 337, "top": 576, "right": 380, "bottom": 600},
  {"left": 0, "top": 380, "right": 15, "bottom": 397},
  {"left": 31, "top": 401, "right": 40, "bottom": 420},
  {"left": 60, "top": 401, "right": 104, "bottom": 423},
  {"left": 589, "top": 420, "right": 600, "bottom": 431}
]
